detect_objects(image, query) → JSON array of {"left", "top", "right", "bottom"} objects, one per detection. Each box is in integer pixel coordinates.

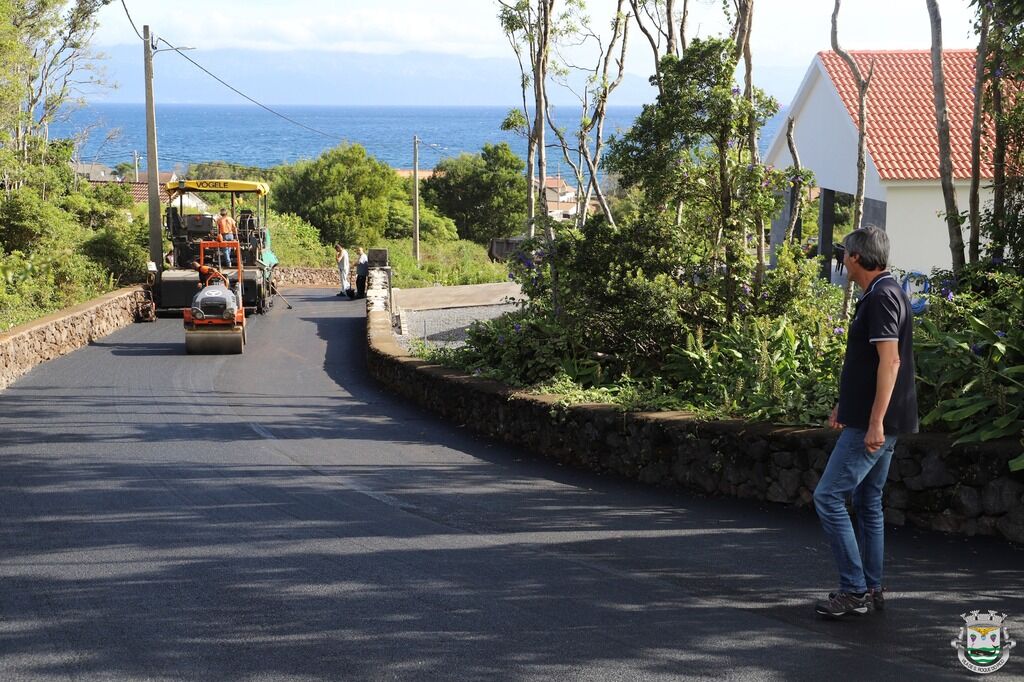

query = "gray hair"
[{"left": 842, "top": 225, "right": 889, "bottom": 270}]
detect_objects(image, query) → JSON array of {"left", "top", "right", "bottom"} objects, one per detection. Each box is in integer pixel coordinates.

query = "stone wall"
[
  {"left": 365, "top": 302, "right": 1024, "bottom": 545},
  {"left": 275, "top": 267, "right": 344, "bottom": 288},
  {"left": 0, "top": 287, "right": 142, "bottom": 391}
]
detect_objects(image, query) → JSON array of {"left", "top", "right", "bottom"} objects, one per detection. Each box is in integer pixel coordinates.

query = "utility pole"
[
  {"left": 412, "top": 134, "right": 420, "bottom": 263},
  {"left": 143, "top": 25, "right": 163, "bottom": 271},
  {"left": 133, "top": 150, "right": 140, "bottom": 182}
]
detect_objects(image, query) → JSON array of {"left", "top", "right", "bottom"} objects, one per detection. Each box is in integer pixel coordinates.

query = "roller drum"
[{"left": 184, "top": 328, "right": 244, "bottom": 354}]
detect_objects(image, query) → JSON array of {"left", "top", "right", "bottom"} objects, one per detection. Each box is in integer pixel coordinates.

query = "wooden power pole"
[
  {"left": 412, "top": 135, "right": 420, "bottom": 263},
  {"left": 143, "top": 25, "right": 163, "bottom": 270}
]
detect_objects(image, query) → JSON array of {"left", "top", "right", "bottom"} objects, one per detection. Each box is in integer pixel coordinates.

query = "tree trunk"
[
  {"left": 719, "top": 130, "right": 735, "bottom": 321},
  {"left": 926, "top": 0, "right": 966, "bottom": 275},
  {"left": 831, "top": 0, "right": 874, "bottom": 316},
  {"left": 738, "top": 1, "right": 765, "bottom": 297},
  {"left": 991, "top": 46, "right": 1007, "bottom": 260},
  {"left": 535, "top": 0, "right": 553, "bottom": 240},
  {"left": 968, "top": 5, "right": 990, "bottom": 263},
  {"left": 785, "top": 116, "right": 804, "bottom": 243}
]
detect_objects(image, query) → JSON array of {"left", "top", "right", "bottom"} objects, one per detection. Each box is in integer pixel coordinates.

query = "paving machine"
[
  {"left": 150, "top": 179, "right": 278, "bottom": 315},
  {"left": 183, "top": 244, "right": 246, "bottom": 354}
]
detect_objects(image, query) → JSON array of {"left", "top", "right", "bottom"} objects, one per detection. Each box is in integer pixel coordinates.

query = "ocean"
[{"left": 50, "top": 103, "right": 784, "bottom": 174}]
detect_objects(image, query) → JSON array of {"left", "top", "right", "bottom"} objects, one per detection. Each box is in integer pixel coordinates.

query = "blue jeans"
[
  {"left": 813, "top": 427, "right": 898, "bottom": 593},
  {"left": 222, "top": 233, "right": 234, "bottom": 267}
]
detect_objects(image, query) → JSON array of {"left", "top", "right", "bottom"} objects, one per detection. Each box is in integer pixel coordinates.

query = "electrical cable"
[
  {"left": 120, "top": 0, "right": 144, "bottom": 41},
  {"left": 156, "top": 37, "right": 345, "bottom": 143},
  {"left": 121, "top": 0, "right": 343, "bottom": 145}
]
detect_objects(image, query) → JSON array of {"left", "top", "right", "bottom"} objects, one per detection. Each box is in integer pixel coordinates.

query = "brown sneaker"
[
  {"left": 815, "top": 591, "right": 871, "bottom": 617},
  {"left": 869, "top": 587, "right": 885, "bottom": 611}
]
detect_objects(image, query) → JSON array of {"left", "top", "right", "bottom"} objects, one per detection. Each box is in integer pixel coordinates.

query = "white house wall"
[
  {"left": 884, "top": 181, "right": 992, "bottom": 273},
  {"left": 765, "top": 60, "right": 886, "bottom": 201}
]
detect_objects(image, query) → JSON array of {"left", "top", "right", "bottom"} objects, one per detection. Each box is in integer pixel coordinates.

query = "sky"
[{"left": 93, "top": 0, "right": 982, "bottom": 106}]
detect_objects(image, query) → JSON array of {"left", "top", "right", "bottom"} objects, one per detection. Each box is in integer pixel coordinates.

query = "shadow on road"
[{"left": 0, "top": 289, "right": 1021, "bottom": 679}]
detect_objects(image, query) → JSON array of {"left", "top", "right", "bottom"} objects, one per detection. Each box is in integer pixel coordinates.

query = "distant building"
[
  {"left": 88, "top": 180, "right": 209, "bottom": 212},
  {"left": 764, "top": 49, "right": 993, "bottom": 274},
  {"left": 534, "top": 176, "right": 579, "bottom": 221},
  {"left": 394, "top": 169, "right": 437, "bottom": 180},
  {"left": 71, "top": 162, "right": 114, "bottom": 182}
]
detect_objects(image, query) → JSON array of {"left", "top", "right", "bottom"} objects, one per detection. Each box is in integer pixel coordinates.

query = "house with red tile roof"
[
  {"left": 88, "top": 180, "right": 209, "bottom": 212},
  {"left": 765, "top": 49, "right": 992, "bottom": 274}
]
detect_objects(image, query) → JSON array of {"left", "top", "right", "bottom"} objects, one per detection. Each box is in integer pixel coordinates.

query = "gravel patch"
[{"left": 395, "top": 304, "right": 516, "bottom": 352}]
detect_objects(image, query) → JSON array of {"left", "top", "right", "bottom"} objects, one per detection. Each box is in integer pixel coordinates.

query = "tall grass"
[{"left": 382, "top": 238, "right": 509, "bottom": 288}]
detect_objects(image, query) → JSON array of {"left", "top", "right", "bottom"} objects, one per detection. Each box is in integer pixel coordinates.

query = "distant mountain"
[{"left": 94, "top": 45, "right": 658, "bottom": 106}]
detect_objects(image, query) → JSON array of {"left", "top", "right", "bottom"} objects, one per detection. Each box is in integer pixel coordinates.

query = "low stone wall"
[
  {"left": 365, "top": 303, "right": 1024, "bottom": 545},
  {"left": 275, "top": 267, "right": 343, "bottom": 288},
  {"left": 0, "top": 287, "right": 141, "bottom": 391}
]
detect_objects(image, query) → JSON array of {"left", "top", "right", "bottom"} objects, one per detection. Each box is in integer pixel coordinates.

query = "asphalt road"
[{"left": 1, "top": 289, "right": 1022, "bottom": 681}]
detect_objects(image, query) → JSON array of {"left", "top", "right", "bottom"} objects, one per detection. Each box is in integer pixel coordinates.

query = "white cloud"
[{"left": 102, "top": 0, "right": 981, "bottom": 101}]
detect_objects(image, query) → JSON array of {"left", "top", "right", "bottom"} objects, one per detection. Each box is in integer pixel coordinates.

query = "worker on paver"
[
  {"left": 813, "top": 226, "right": 918, "bottom": 618},
  {"left": 217, "top": 208, "right": 237, "bottom": 267}
]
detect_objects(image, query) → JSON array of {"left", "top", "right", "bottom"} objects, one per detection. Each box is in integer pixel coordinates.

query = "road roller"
[{"left": 182, "top": 244, "right": 247, "bottom": 354}]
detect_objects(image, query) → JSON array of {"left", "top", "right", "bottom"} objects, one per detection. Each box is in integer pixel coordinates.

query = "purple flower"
[
  {"left": 741, "top": 284, "right": 751, "bottom": 295},
  {"left": 732, "top": 86, "right": 741, "bottom": 96},
  {"left": 834, "top": 327, "right": 845, "bottom": 335},
  {"left": 497, "top": 335, "right": 505, "bottom": 344},
  {"left": 508, "top": 272, "right": 515, "bottom": 280},
  {"left": 946, "top": 291, "right": 954, "bottom": 302},
  {"left": 971, "top": 343, "right": 984, "bottom": 356},
  {"left": 995, "top": 330, "right": 1007, "bottom": 338},
  {"left": 514, "top": 323, "right": 522, "bottom": 333}
]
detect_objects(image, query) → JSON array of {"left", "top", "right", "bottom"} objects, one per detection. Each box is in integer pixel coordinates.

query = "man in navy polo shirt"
[{"left": 813, "top": 226, "right": 918, "bottom": 618}]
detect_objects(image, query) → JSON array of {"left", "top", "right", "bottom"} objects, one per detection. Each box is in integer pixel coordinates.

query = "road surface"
[{"left": 1, "top": 289, "right": 1021, "bottom": 680}]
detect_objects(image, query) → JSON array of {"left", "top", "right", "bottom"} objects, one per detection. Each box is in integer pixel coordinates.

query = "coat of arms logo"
[{"left": 951, "top": 610, "right": 1016, "bottom": 674}]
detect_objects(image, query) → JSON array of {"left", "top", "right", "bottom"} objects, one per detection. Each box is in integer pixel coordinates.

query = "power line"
[
  {"left": 121, "top": 0, "right": 343, "bottom": 146},
  {"left": 120, "top": 0, "right": 143, "bottom": 41},
  {"left": 156, "top": 37, "right": 345, "bottom": 143}
]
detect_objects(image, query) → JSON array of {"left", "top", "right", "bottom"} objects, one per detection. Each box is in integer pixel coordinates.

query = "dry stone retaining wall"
[
  {"left": 0, "top": 287, "right": 141, "bottom": 391},
  {"left": 365, "top": 300, "right": 1024, "bottom": 546},
  {"left": 274, "top": 267, "right": 342, "bottom": 288}
]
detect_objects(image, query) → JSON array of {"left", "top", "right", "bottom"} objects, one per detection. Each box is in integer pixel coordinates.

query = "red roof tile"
[
  {"left": 818, "top": 49, "right": 993, "bottom": 181},
  {"left": 89, "top": 180, "right": 170, "bottom": 203}
]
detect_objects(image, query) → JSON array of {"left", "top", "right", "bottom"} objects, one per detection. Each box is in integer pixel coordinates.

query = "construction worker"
[
  {"left": 191, "top": 261, "right": 226, "bottom": 287},
  {"left": 217, "top": 208, "right": 237, "bottom": 267}
]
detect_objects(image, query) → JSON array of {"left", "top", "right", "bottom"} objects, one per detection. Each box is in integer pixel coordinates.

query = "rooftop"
[{"left": 817, "top": 49, "right": 993, "bottom": 181}]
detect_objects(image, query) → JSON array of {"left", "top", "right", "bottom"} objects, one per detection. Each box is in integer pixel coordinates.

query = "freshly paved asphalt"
[{"left": 1, "top": 289, "right": 1022, "bottom": 681}]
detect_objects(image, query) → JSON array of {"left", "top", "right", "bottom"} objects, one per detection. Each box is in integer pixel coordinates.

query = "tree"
[
  {"left": 546, "top": 0, "right": 630, "bottom": 228},
  {"left": 421, "top": 143, "right": 528, "bottom": 244},
  {"left": 271, "top": 143, "right": 399, "bottom": 248},
  {"left": 605, "top": 37, "right": 784, "bottom": 321},
  {"left": 926, "top": 0, "right": 966, "bottom": 275},
  {"left": 968, "top": 3, "right": 990, "bottom": 264},
  {"left": 628, "top": 0, "right": 690, "bottom": 95},
  {"left": 9, "top": 1, "right": 111, "bottom": 154},
  {"left": 499, "top": 0, "right": 566, "bottom": 239},
  {"left": 831, "top": 0, "right": 875, "bottom": 317}
]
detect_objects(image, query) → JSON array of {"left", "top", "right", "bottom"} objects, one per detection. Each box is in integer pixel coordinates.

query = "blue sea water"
[{"left": 50, "top": 103, "right": 783, "bottom": 173}]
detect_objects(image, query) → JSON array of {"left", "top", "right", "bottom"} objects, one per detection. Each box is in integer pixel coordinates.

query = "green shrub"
[
  {"left": 270, "top": 211, "right": 334, "bottom": 267},
  {"left": 384, "top": 238, "right": 508, "bottom": 288}
]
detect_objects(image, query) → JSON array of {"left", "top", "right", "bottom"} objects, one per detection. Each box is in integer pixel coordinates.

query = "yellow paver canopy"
[{"left": 165, "top": 179, "right": 270, "bottom": 196}]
